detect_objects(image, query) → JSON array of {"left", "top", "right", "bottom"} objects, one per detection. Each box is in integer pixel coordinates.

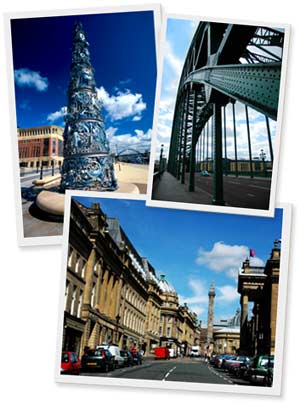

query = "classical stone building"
[
  {"left": 238, "top": 241, "right": 281, "bottom": 356},
  {"left": 213, "top": 310, "right": 241, "bottom": 354},
  {"left": 62, "top": 199, "right": 199, "bottom": 358},
  {"left": 18, "top": 125, "right": 64, "bottom": 169},
  {"left": 158, "top": 276, "right": 198, "bottom": 356}
]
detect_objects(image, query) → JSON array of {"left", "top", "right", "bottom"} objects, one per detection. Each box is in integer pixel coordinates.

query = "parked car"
[
  {"left": 246, "top": 355, "right": 274, "bottom": 386},
  {"left": 223, "top": 355, "right": 250, "bottom": 371},
  {"left": 200, "top": 170, "right": 210, "bottom": 177},
  {"left": 81, "top": 348, "right": 114, "bottom": 372},
  {"left": 61, "top": 351, "right": 81, "bottom": 375},
  {"left": 228, "top": 357, "right": 251, "bottom": 377},
  {"left": 96, "top": 344, "right": 125, "bottom": 368},
  {"left": 120, "top": 350, "right": 134, "bottom": 367},
  {"left": 209, "top": 354, "right": 217, "bottom": 365},
  {"left": 214, "top": 354, "right": 234, "bottom": 368},
  {"left": 154, "top": 347, "right": 170, "bottom": 360},
  {"left": 229, "top": 361, "right": 250, "bottom": 378}
]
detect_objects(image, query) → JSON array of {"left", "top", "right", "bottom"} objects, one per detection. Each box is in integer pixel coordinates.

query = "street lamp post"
[
  {"left": 159, "top": 144, "right": 164, "bottom": 174},
  {"left": 40, "top": 162, "right": 44, "bottom": 180},
  {"left": 259, "top": 149, "right": 267, "bottom": 177}
]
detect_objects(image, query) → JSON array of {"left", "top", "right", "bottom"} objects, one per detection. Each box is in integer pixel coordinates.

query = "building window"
[
  {"left": 167, "top": 327, "right": 171, "bottom": 337},
  {"left": 81, "top": 259, "right": 87, "bottom": 278},
  {"left": 168, "top": 316, "right": 172, "bottom": 323},
  {"left": 70, "top": 286, "right": 77, "bottom": 315},
  {"left": 91, "top": 283, "right": 96, "bottom": 307},
  {"left": 65, "top": 280, "right": 70, "bottom": 311},
  {"left": 77, "top": 290, "right": 83, "bottom": 318},
  {"left": 75, "top": 253, "right": 80, "bottom": 273},
  {"left": 159, "top": 326, "right": 162, "bottom": 336},
  {"left": 68, "top": 247, "right": 74, "bottom": 267}
]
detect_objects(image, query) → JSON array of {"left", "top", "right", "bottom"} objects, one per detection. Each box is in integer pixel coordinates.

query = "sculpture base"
[
  {"left": 60, "top": 154, "right": 118, "bottom": 192},
  {"left": 36, "top": 182, "right": 139, "bottom": 218}
]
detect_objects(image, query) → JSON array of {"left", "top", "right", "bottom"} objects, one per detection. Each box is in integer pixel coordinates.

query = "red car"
[{"left": 61, "top": 351, "right": 81, "bottom": 375}]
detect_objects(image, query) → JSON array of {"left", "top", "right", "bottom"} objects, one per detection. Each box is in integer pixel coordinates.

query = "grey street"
[{"left": 81, "top": 357, "right": 250, "bottom": 385}]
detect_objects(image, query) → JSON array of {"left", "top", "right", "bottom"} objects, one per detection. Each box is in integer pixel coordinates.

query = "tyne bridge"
[{"left": 152, "top": 22, "right": 286, "bottom": 210}]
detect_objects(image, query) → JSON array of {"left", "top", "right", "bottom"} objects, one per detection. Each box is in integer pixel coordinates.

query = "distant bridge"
[{"left": 115, "top": 148, "right": 150, "bottom": 164}]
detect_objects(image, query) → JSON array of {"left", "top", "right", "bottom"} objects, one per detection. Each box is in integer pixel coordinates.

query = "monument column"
[{"left": 207, "top": 282, "right": 216, "bottom": 354}]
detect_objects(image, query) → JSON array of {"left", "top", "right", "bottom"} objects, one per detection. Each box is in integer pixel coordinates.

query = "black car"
[
  {"left": 81, "top": 349, "right": 115, "bottom": 372},
  {"left": 120, "top": 350, "right": 134, "bottom": 367}
]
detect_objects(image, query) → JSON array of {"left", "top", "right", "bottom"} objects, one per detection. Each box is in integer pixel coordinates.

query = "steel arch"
[{"left": 167, "top": 22, "right": 285, "bottom": 205}]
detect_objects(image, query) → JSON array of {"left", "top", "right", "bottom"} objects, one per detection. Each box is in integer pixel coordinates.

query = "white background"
[{"left": 0, "top": 0, "right": 298, "bottom": 404}]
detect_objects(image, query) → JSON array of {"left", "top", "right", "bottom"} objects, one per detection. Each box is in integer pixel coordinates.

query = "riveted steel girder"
[{"left": 184, "top": 62, "right": 281, "bottom": 120}]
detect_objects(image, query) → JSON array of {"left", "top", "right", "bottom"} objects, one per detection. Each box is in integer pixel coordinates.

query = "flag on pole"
[{"left": 250, "top": 249, "right": 256, "bottom": 257}]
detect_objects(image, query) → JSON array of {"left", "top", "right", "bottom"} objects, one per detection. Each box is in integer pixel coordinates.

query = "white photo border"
[
  {"left": 146, "top": 13, "right": 291, "bottom": 219},
  {"left": 55, "top": 188, "right": 292, "bottom": 396},
  {"left": 4, "top": 3, "right": 162, "bottom": 247}
]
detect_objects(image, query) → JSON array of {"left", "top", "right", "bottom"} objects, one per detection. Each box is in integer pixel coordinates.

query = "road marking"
[
  {"left": 228, "top": 181, "right": 240, "bottom": 185},
  {"left": 207, "top": 366, "right": 233, "bottom": 384},
  {"left": 249, "top": 184, "right": 270, "bottom": 190},
  {"left": 247, "top": 193, "right": 255, "bottom": 197},
  {"left": 162, "top": 366, "right": 177, "bottom": 381}
]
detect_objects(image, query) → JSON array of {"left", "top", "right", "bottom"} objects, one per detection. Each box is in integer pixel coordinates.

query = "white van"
[{"left": 96, "top": 344, "right": 125, "bottom": 368}]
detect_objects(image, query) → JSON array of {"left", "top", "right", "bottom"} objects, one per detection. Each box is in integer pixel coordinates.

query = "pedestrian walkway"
[{"left": 152, "top": 172, "right": 212, "bottom": 205}]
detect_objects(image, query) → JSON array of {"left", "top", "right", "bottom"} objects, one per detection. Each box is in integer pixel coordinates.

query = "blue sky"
[
  {"left": 73, "top": 196, "right": 283, "bottom": 325},
  {"left": 156, "top": 18, "right": 277, "bottom": 161},
  {"left": 11, "top": 11, "right": 157, "bottom": 153}
]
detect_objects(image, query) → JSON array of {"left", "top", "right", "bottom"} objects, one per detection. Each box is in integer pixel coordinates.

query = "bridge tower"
[{"left": 60, "top": 22, "right": 117, "bottom": 191}]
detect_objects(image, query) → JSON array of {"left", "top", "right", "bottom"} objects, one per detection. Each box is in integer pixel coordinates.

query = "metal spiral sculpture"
[{"left": 60, "top": 22, "right": 118, "bottom": 191}]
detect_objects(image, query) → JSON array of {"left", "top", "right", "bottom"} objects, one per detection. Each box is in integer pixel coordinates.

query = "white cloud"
[
  {"left": 196, "top": 241, "right": 264, "bottom": 278},
  {"left": 178, "top": 278, "right": 208, "bottom": 318},
  {"left": 164, "top": 40, "right": 183, "bottom": 78},
  {"left": 97, "top": 86, "right": 146, "bottom": 121},
  {"left": 107, "top": 127, "right": 152, "bottom": 154},
  {"left": 14, "top": 68, "right": 49, "bottom": 92},
  {"left": 216, "top": 285, "right": 239, "bottom": 302},
  {"left": 47, "top": 106, "right": 67, "bottom": 122}
]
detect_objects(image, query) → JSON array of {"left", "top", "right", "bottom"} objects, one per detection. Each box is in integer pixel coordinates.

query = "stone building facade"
[
  {"left": 18, "top": 125, "right": 64, "bottom": 169},
  {"left": 158, "top": 276, "right": 198, "bottom": 356},
  {"left": 62, "top": 199, "right": 199, "bottom": 358},
  {"left": 213, "top": 310, "right": 241, "bottom": 354},
  {"left": 238, "top": 241, "right": 281, "bottom": 356}
]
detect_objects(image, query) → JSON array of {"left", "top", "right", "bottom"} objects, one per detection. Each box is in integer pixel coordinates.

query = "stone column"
[
  {"left": 240, "top": 293, "right": 249, "bottom": 353},
  {"left": 83, "top": 246, "right": 96, "bottom": 306},
  {"left": 94, "top": 260, "right": 104, "bottom": 312},
  {"left": 114, "top": 277, "right": 123, "bottom": 319},
  {"left": 104, "top": 273, "right": 114, "bottom": 316},
  {"left": 89, "top": 323, "right": 100, "bottom": 349},
  {"left": 207, "top": 283, "right": 215, "bottom": 352},
  {"left": 99, "top": 269, "right": 109, "bottom": 313}
]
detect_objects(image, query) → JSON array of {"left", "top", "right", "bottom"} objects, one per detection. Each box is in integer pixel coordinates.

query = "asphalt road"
[
  {"left": 153, "top": 172, "right": 271, "bottom": 210},
  {"left": 80, "top": 358, "right": 250, "bottom": 385}
]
